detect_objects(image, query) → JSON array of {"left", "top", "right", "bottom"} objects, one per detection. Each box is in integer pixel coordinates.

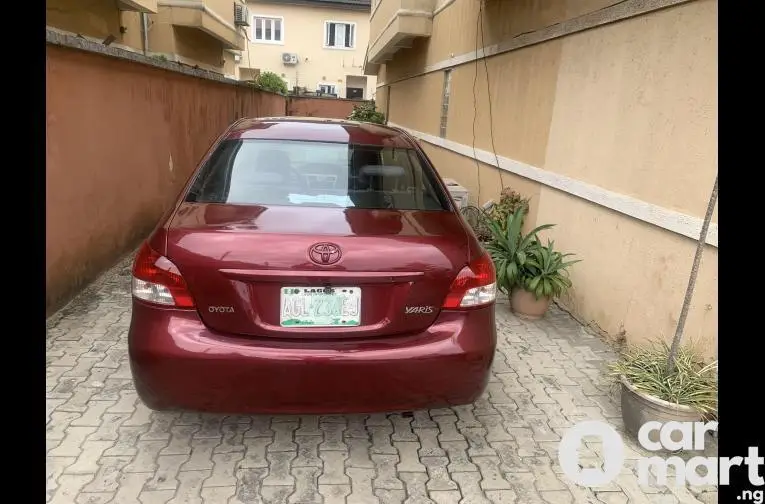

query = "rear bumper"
[{"left": 128, "top": 300, "right": 496, "bottom": 414}]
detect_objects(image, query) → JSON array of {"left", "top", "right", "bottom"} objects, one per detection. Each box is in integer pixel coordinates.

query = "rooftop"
[{"left": 226, "top": 117, "right": 415, "bottom": 147}]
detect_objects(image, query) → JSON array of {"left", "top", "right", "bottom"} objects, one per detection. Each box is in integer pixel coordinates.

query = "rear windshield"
[{"left": 185, "top": 139, "right": 450, "bottom": 210}]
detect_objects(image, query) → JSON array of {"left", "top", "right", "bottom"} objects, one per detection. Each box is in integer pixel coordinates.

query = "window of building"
[
  {"left": 317, "top": 83, "right": 338, "bottom": 96},
  {"left": 325, "top": 21, "right": 356, "bottom": 49},
  {"left": 252, "top": 16, "right": 284, "bottom": 43},
  {"left": 346, "top": 87, "right": 363, "bottom": 99},
  {"left": 439, "top": 69, "right": 452, "bottom": 138}
]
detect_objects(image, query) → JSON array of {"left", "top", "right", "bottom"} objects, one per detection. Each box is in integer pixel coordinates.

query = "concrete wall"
[
  {"left": 46, "top": 42, "right": 285, "bottom": 314},
  {"left": 240, "top": 1, "right": 377, "bottom": 98},
  {"left": 287, "top": 96, "right": 362, "bottom": 119},
  {"left": 47, "top": 0, "right": 135, "bottom": 50},
  {"left": 47, "top": 0, "right": 246, "bottom": 73},
  {"left": 148, "top": 1, "right": 247, "bottom": 72},
  {"left": 375, "top": 0, "right": 718, "bottom": 358}
]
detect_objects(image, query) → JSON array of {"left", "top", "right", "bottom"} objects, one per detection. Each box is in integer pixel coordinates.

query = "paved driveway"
[{"left": 46, "top": 257, "right": 716, "bottom": 504}]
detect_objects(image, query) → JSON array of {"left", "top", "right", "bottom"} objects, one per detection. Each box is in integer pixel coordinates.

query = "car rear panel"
[
  {"left": 166, "top": 203, "right": 471, "bottom": 339},
  {"left": 129, "top": 301, "right": 495, "bottom": 414}
]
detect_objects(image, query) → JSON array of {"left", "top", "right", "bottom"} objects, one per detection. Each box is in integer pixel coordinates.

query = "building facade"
[
  {"left": 238, "top": 0, "right": 377, "bottom": 99},
  {"left": 47, "top": 0, "right": 248, "bottom": 76},
  {"left": 365, "top": 0, "right": 718, "bottom": 359}
]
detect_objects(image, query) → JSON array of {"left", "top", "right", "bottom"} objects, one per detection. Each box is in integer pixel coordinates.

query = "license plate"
[{"left": 280, "top": 286, "right": 361, "bottom": 327}]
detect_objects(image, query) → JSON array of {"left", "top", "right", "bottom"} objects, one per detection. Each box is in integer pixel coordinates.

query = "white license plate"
[{"left": 280, "top": 286, "right": 361, "bottom": 327}]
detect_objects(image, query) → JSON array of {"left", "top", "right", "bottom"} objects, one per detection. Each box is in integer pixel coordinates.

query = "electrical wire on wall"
[
  {"left": 243, "top": 29, "right": 255, "bottom": 82},
  {"left": 479, "top": 0, "right": 505, "bottom": 195},
  {"left": 463, "top": 0, "right": 637, "bottom": 214},
  {"left": 471, "top": 0, "right": 505, "bottom": 207},
  {"left": 468, "top": 0, "right": 635, "bottom": 206},
  {"left": 471, "top": 6, "right": 484, "bottom": 205}
]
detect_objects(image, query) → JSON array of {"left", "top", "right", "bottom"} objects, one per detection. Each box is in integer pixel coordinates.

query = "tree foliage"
[
  {"left": 348, "top": 101, "right": 385, "bottom": 124},
  {"left": 253, "top": 71, "right": 288, "bottom": 95}
]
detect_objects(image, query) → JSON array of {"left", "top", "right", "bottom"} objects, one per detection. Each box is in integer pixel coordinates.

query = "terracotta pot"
[
  {"left": 620, "top": 376, "right": 703, "bottom": 446},
  {"left": 510, "top": 288, "right": 551, "bottom": 320}
]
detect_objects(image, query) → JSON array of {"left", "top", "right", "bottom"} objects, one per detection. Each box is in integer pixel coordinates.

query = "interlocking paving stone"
[{"left": 46, "top": 257, "right": 716, "bottom": 503}]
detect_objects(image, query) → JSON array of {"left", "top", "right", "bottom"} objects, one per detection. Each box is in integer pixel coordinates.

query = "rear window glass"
[{"left": 185, "top": 139, "right": 449, "bottom": 210}]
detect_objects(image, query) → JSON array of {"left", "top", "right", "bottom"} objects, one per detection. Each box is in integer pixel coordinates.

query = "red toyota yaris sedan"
[{"left": 128, "top": 117, "right": 497, "bottom": 414}]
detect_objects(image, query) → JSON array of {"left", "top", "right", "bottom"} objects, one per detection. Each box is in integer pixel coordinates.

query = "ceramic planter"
[
  {"left": 620, "top": 376, "right": 702, "bottom": 444},
  {"left": 510, "top": 288, "right": 551, "bottom": 320}
]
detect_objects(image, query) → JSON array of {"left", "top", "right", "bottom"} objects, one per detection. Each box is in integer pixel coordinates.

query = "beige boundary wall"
[{"left": 376, "top": 0, "right": 718, "bottom": 359}]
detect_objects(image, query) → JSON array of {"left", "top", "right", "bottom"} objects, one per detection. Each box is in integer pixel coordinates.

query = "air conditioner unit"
[
  {"left": 443, "top": 178, "right": 469, "bottom": 209},
  {"left": 234, "top": 4, "right": 250, "bottom": 27},
  {"left": 282, "top": 53, "right": 298, "bottom": 65},
  {"left": 233, "top": 54, "right": 241, "bottom": 63}
]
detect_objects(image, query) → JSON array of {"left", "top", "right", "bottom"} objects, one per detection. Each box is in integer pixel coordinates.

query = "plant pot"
[
  {"left": 620, "top": 376, "right": 703, "bottom": 445},
  {"left": 510, "top": 288, "right": 551, "bottom": 320}
]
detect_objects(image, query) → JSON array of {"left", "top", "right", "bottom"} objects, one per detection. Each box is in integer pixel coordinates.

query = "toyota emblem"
[{"left": 308, "top": 242, "right": 342, "bottom": 265}]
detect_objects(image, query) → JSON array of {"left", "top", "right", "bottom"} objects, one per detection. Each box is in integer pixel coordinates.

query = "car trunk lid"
[{"left": 166, "top": 203, "right": 470, "bottom": 339}]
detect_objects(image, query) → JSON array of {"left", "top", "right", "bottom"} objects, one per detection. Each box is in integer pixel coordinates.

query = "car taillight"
[
  {"left": 442, "top": 252, "right": 497, "bottom": 309},
  {"left": 131, "top": 242, "right": 195, "bottom": 308}
]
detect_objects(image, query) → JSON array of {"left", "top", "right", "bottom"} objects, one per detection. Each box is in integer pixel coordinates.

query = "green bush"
[
  {"left": 253, "top": 71, "right": 288, "bottom": 95},
  {"left": 485, "top": 207, "right": 579, "bottom": 299},
  {"left": 520, "top": 238, "right": 579, "bottom": 300},
  {"left": 348, "top": 101, "right": 386, "bottom": 124},
  {"left": 484, "top": 207, "right": 553, "bottom": 295}
]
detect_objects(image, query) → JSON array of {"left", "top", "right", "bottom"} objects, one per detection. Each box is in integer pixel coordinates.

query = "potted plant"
[
  {"left": 486, "top": 207, "right": 580, "bottom": 318},
  {"left": 609, "top": 342, "right": 717, "bottom": 443},
  {"left": 460, "top": 187, "right": 530, "bottom": 243},
  {"left": 612, "top": 174, "right": 718, "bottom": 443},
  {"left": 511, "top": 238, "right": 579, "bottom": 319},
  {"left": 485, "top": 207, "right": 550, "bottom": 301},
  {"left": 486, "top": 188, "right": 530, "bottom": 232}
]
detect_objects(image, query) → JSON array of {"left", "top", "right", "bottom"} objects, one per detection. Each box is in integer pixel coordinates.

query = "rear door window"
[{"left": 186, "top": 139, "right": 450, "bottom": 210}]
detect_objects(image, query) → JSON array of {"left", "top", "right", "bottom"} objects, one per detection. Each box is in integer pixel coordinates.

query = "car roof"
[{"left": 224, "top": 117, "right": 418, "bottom": 148}]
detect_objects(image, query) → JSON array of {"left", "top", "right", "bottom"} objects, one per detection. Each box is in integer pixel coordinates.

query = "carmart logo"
[{"left": 557, "top": 420, "right": 763, "bottom": 493}]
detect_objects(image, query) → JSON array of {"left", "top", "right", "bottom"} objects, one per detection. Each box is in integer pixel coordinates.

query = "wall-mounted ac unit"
[
  {"left": 234, "top": 4, "right": 250, "bottom": 27},
  {"left": 233, "top": 54, "right": 241, "bottom": 63},
  {"left": 442, "top": 178, "right": 469, "bottom": 209},
  {"left": 282, "top": 53, "right": 298, "bottom": 65}
]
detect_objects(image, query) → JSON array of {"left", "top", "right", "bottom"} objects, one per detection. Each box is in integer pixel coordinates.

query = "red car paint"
[{"left": 128, "top": 117, "right": 497, "bottom": 414}]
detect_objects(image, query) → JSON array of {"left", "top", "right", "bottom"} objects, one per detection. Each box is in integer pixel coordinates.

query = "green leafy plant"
[
  {"left": 252, "top": 71, "right": 288, "bottom": 94},
  {"left": 348, "top": 101, "right": 386, "bottom": 124},
  {"left": 608, "top": 341, "right": 718, "bottom": 417},
  {"left": 486, "top": 188, "right": 530, "bottom": 231},
  {"left": 485, "top": 207, "right": 553, "bottom": 294},
  {"left": 520, "top": 239, "right": 580, "bottom": 300}
]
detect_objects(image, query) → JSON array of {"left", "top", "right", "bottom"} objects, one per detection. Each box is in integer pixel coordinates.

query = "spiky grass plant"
[{"left": 609, "top": 341, "right": 718, "bottom": 418}]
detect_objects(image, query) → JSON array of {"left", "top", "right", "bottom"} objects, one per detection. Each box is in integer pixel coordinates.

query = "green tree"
[
  {"left": 348, "top": 101, "right": 385, "bottom": 124},
  {"left": 253, "top": 71, "right": 288, "bottom": 95}
]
